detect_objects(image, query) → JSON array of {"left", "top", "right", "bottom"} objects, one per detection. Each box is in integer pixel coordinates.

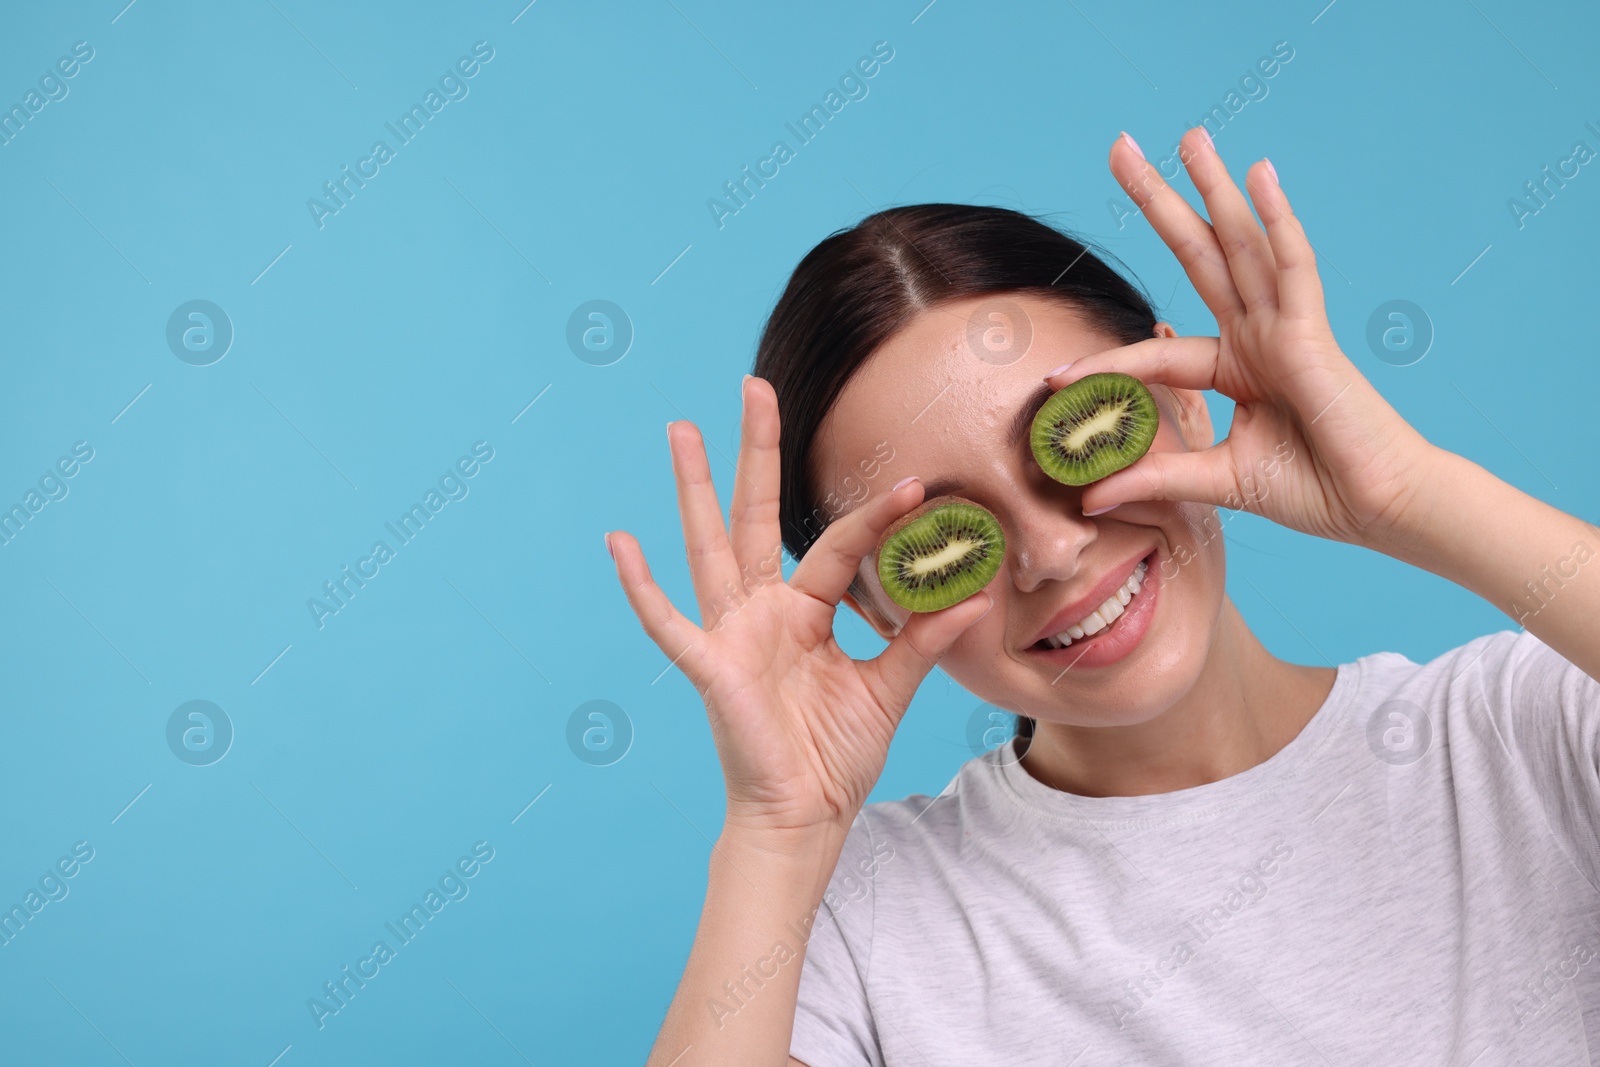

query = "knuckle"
[{"left": 1220, "top": 230, "right": 1254, "bottom": 257}]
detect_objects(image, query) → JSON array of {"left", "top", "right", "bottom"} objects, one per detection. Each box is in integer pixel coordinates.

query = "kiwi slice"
[
  {"left": 876, "top": 498, "right": 1005, "bottom": 613},
  {"left": 1030, "top": 372, "right": 1159, "bottom": 486}
]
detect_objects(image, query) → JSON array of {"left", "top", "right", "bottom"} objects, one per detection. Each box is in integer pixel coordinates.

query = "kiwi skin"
[
  {"left": 1031, "top": 372, "right": 1160, "bottom": 487},
  {"left": 875, "top": 497, "right": 1006, "bottom": 613}
]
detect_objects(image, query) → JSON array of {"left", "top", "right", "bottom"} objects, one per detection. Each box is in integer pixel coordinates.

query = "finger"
[
  {"left": 1111, "top": 131, "right": 1244, "bottom": 322},
  {"left": 789, "top": 475, "right": 926, "bottom": 607},
  {"left": 1045, "top": 335, "right": 1221, "bottom": 393},
  {"left": 606, "top": 530, "right": 709, "bottom": 680},
  {"left": 1180, "top": 127, "right": 1280, "bottom": 311},
  {"left": 1246, "top": 158, "right": 1328, "bottom": 324},
  {"left": 1079, "top": 443, "right": 1240, "bottom": 513},
  {"left": 728, "top": 375, "right": 785, "bottom": 584},
  {"left": 667, "top": 420, "right": 743, "bottom": 623},
  {"left": 860, "top": 592, "right": 994, "bottom": 714}
]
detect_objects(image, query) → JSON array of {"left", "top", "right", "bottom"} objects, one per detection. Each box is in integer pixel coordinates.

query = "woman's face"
[{"left": 815, "top": 293, "right": 1227, "bottom": 727}]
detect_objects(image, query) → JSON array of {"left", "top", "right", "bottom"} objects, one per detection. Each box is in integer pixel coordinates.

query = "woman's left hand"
[{"left": 1048, "top": 127, "right": 1438, "bottom": 553}]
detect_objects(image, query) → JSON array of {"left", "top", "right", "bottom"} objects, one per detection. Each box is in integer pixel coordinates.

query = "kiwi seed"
[
  {"left": 1030, "top": 372, "right": 1159, "bottom": 486},
  {"left": 876, "top": 497, "right": 1006, "bottom": 613}
]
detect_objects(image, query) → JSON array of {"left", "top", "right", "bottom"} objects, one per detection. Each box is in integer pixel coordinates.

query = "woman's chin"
[{"left": 1020, "top": 614, "right": 1214, "bottom": 730}]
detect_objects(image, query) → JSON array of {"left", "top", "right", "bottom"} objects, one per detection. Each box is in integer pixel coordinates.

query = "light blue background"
[{"left": 0, "top": 0, "right": 1595, "bottom": 1063}]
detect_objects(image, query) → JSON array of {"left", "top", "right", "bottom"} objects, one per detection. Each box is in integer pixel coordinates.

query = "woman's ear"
[
  {"left": 842, "top": 583, "right": 900, "bottom": 640},
  {"left": 1151, "top": 321, "right": 1214, "bottom": 452}
]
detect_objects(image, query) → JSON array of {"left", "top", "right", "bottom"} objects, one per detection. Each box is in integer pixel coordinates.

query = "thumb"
[
  {"left": 861, "top": 591, "right": 994, "bottom": 714},
  {"left": 1080, "top": 445, "right": 1238, "bottom": 513}
]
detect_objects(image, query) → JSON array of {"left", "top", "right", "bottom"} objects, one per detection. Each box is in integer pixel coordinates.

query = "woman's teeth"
[{"left": 1041, "top": 560, "right": 1148, "bottom": 650}]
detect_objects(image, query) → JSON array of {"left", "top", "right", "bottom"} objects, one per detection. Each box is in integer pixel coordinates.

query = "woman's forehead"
[{"left": 815, "top": 296, "right": 1118, "bottom": 475}]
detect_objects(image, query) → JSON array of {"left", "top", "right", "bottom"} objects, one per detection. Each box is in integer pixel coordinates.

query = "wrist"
[
  {"left": 714, "top": 820, "right": 851, "bottom": 895},
  {"left": 718, "top": 817, "right": 850, "bottom": 863},
  {"left": 721, "top": 797, "right": 858, "bottom": 855},
  {"left": 1356, "top": 440, "right": 1458, "bottom": 560},
  {"left": 1371, "top": 446, "right": 1534, "bottom": 585}
]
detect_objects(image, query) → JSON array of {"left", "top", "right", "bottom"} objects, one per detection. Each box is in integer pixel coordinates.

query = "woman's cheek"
[
  {"left": 1160, "top": 549, "right": 1186, "bottom": 581},
  {"left": 1160, "top": 503, "right": 1225, "bottom": 583},
  {"left": 946, "top": 600, "right": 996, "bottom": 657}
]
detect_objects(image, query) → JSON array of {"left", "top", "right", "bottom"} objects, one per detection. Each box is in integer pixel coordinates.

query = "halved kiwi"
[
  {"left": 876, "top": 498, "right": 1005, "bottom": 613},
  {"left": 1031, "top": 372, "right": 1159, "bottom": 486}
]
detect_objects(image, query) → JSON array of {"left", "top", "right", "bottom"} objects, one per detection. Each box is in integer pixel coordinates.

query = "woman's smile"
[{"left": 1021, "top": 546, "right": 1161, "bottom": 670}]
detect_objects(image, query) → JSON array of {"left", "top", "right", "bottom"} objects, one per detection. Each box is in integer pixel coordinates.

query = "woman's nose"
[{"left": 1006, "top": 504, "right": 1097, "bottom": 594}]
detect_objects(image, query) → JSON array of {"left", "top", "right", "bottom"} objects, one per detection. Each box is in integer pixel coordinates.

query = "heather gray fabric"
[{"left": 789, "top": 630, "right": 1600, "bottom": 1065}]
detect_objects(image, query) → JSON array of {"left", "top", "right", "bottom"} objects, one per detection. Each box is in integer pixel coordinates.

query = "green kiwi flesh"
[
  {"left": 876, "top": 498, "right": 1005, "bottom": 613},
  {"left": 1031, "top": 372, "right": 1159, "bottom": 486}
]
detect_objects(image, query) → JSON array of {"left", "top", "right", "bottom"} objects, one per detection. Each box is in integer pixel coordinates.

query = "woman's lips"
[
  {"left": 1027, "top": 546, "right": 1154, "bottom": 647},
  {"left": 1026, "top": 549, "right": 1161, "bottom": 671}
]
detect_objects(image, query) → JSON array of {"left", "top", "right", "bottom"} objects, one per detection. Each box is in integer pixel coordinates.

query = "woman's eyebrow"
[
  {"left": 914, "top": 383, "right": 1056, "bottom": 502},
  {"left": 1009, "top": 382, "right": 1055, "bottom": 448}
]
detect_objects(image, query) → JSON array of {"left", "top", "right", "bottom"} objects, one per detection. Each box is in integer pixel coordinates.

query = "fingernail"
[
  {"left": 1120, "top": 131, "right": 1144, "bottom": 161},
  {"left": 1199, "top": 126, "right": 1214, "bottom": 150},
  {"left": 1263, "top": 157, "right": 1278, "bottom": 185},
  {"left": 604, "top": 531, "right": 615, "bottom": 559},
  {"left": 974, "top": 591, "right": 995, "bottom": 620},
  {"left": 1045, "top": 362, "right": 1073, "bottom": 380},
  {"left": 1084, "top": 503, "right": 1119, "bottom": 517},
  {"left": 892, "top": 475, "right": 920, "bottom": 492}
]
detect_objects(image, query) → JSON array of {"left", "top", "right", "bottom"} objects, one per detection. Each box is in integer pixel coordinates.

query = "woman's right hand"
[{"left": 606, "top": 375, "right": 993, "bottom": 844}]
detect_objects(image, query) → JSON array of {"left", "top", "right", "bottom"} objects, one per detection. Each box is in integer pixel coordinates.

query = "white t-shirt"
[{"left": 789, "top": 630, "right": 1600, "bottom": 1065}]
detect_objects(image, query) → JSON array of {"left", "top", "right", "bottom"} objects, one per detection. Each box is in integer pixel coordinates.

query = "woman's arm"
[
  {"left": 645, "top": 826, "right": 846, "bottom": 1067},
  {"left": 1381, "top": 449, "right": 1600, "bottom": 683},
  {"left": 611, "top": 381, "right": 990, "bottom": 1066}
]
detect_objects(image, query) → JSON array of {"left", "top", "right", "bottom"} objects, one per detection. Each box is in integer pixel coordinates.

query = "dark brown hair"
[{"left": 750, "top": 203, "right": 1161, "bottom": 744}]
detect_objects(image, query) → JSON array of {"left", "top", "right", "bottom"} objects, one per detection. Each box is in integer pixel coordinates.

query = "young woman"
[{"left": 608, "top": 127, "right": 1600, "bottom": 1065}]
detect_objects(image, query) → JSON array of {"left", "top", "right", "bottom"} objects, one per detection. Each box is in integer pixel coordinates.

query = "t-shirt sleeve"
[
  {"left": 1474, "top": 628, "right": 1600, "bottom": 890},
  {"left": 789, "top": 809, "right": 887, "bottom": 1067}
]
